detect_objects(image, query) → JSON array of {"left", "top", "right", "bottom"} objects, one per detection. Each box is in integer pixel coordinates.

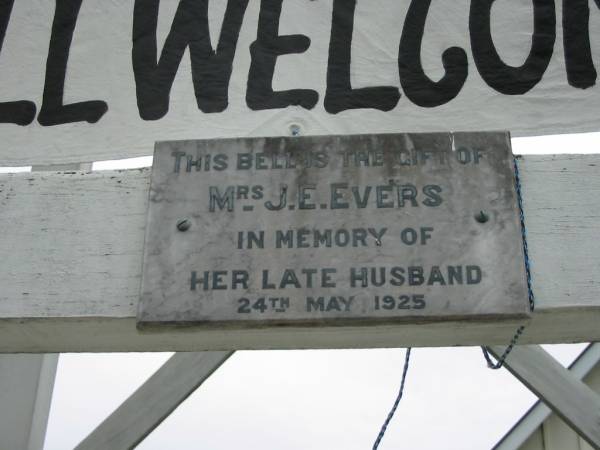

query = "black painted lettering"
[
  {"left": 383, "top": 295, "right": 395, "bottom": 310},
  {"left": 322, "top": 268, "right": 336, "bottom": 287},
  {"left": 238, "top": 298, "right": 251, "bottom": 313},
  {"left": 247, "top": 230, "right": 264, "bottom": 249},
  {"left": 350, "top": 267, "right": 368, "bottom": 287},
  {"left": 209, "top": 186, "right": 235, "bottom": 211},
  {"left": 339, "top": 296, "right": 353, "bottom": 312},
  {"left": 299, "top": 185, "right": 316, "bottom": 209},
  {"left": 313, "top": 151, "right": 329, "bottom": 168},
  {"left": 132, "top": 0, "right": 249, "bottom": 120},
  {"left": 326, "top": 297, "right": 342, "bottom": 311},
  {"left": 408, "top": 266, "right": 424, "bottom": 285},
  {"left": 213, "top": 154, "right": 228, "bottom": 171},
  {"left": 307, "top": 296, "right": 324, "bottom": 312},
  {"left": 190, "top": 270, "right": 209, "bottom": 290},
  {"left": 470, "top": 0, "right": 556, "bottom": 94},
  {"left": 301, "top": 268, "right": 317, "bottom": 288},
  {"left": 280, "top": 269, "right": 301, "bottom": 288},
  {"left": 331, "top": 183, "right": 349, "bottom": 209},
  {"left": 276, "top": 230, "right": 293, "bottom": 248},
  {"left": 251, "top": 185, "right": 264, "bottom": 200},
  {"left": 334, "top": 229, "right": 350, "bottom": 247},
  {"left": 370, "top": 267, "right": 386, "bottom": 287},
  {"left": 420, "top": 227, "right": 434, "bottom": 245},
  {"left": 355, "top": 150, "right": 369, "bottom": 166},
  {"left": 186, "top": 154, "right": 202, "bottom": 172},
  {"left": 398, "top": 184, "right": 418, "bottom": 207},
  {"left": 278, "top": 297, "right": 290, "bottom": 311},
  {"left": 265, "top": 185, "right": 287, "bottom": 210},
  {"left": 314, "top": 229, "right": 332, "bottom": 248},
  {"left": 247, "top": 0, "right": 318, "bottom": 110},
  {"left": 297, "top": 228, "right": 310, "bottom": 248},
  {"left": 237, "top": 153, "right": 252, "bottom": 170},
  {"left": 368, "top": 227, "right": 387, "bottom": 244},
  {"left": 352, "top": 228, "right": 367, "bottom": 247},
  {"left": 376, "top": 185, "right": 394, "bottom": 208},
  {"left": 0, "top": 0, "right": 36, "bottom": 125},
  {"left": 395, "top": 150, "right": 412, "bottom": 166},
  {"left": 401, "top": 228, "right": 418, "bottom": 245},
  {"left": 398, "top": 295, "right": 410, "bottom": 309},
  {"left": 427, "top": 266, "right": 446, "bottom": 285},
  {"left": 38, "top": 0, "right": 108, "bottom": 126},
  {"left": 456, "top": 147, "right": 471, "bottom": 164},
  {"left": 448, "top": 265, "right": 463, "bottom": 285},
  {"left": 390, "top": 267, "right": 405, "bottom": 286},
  {"left": 351, "top": 186, "right": 371, "bottom": 208},
  {"left": 172, "top": 151, "right": 186, "bottom": 173},
  {"left": 255, "top": 153, "right": 268, "bottom": 169},
  {"left": 232, "top": 270, "right": 249, "bottom": 289},
  {"left": 413, "top": 294, "right": 426, "bottom": 309},
  {"left": 563, "top": 0, "right": 598, "bottom": 88},
  {"left": 271, "top": 153, "right": 285, "bottom": 169},
  {"left": 419, "top": 150, "right": 431, "bottom": 164},
  {"left": 212, "top": 270, "right": 227, "bottom": 289},
  {"left": 466, "top": 265, "right": 483, "bottom": 284},
  {"left": 236, "top": 185, "right": 249, "bottom": 200},
  {"left": 422, "top": 185, "right": 443, "bottom": 207},
  {"left": 262, "top": 270, "right": 276, "bottom": 289},
  {"left": 325, "top": 0, "right": 399, "bottom": 113},
  {"left": 372, "top": 150, "right": 384, "bottom": 166},
  {"left": 398, "top": 0, "right": 467, "bottom": 106}
]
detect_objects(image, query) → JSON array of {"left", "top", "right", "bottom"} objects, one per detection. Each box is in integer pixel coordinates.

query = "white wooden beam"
[
  {"left": 0, "top": 155, "right": 599, "bottom": 352},
  {"left": 487, "top": 345, "right": 600, "bottom": 449},
  {"left": 0, "top": 161, "right": 90, "bottom": 448},
  {"left": 30, "top": 163, "right": 93, "bottom": 172},
  {"left": 75, "top": 351, "right": 232, "bottom": 450},
  {"left": 493, "top": 343, "right": 600, "bottom": 450},
  {"left": 0, "top": 354, "right": 58, "bottom": 449}
]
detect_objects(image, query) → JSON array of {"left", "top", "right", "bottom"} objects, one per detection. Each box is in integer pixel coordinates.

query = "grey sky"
[{"left": 44, "top": 345, "right": 585, "bottom": 449}]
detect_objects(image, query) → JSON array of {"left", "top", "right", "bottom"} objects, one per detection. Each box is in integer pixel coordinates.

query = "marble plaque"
[{"left": 137, "top": 132, "right": 529, "bottom": 328}]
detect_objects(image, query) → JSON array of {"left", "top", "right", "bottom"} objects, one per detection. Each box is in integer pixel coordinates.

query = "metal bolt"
[
  {"left": 475, "top": 210, "right": 489, "bottom": 224},
  {"left": 289, "top": 124, "right": 301, "bottom": 136},
  {"left": 176, "top": 218, "right": 191, "bottom": 232}
]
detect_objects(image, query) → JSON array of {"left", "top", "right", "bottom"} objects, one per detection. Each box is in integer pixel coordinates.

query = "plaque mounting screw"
[
  {"left": 289, "top": 124, "right": 301, "bottom": 136},
  {"left": 475, "top": 210, "right": 489, "bottom": 224},
  {"left": 176, "top": 218, "right": 191, "bottom": 232}
]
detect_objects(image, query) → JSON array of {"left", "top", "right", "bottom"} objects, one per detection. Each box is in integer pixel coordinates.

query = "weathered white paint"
[
  {"left": 519, "top": 361, "right": 600, "bottom": 450},
  {"left": 30, "top": 163, "right": 93, "bottom": 172},
  {"left": 520, "top": 417, "right": 598, "bottom": 450},
  {"left": 0, "top": 354, "right": 58, "bottom": 450},
  {"left": 0, "top": 155, "right": 599, "bottom": 352},
  {"left": 488, "top": 345, "right": 600, "bottom": 449},
  {"left": 0, "top": 161, "right": 90, "bottom": 449},
  {"left": 494, "top": 343, "right": 600, "bottom": 450},
  {"left": 75, "top": 351, "right": 232, "bottom": 450}
]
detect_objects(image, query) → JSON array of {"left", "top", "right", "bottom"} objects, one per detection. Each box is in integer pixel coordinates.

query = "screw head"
[
  {"left": 289, "top": 124, "right": 301, "bottom": 136},
  {"left": 176, "top": 218, "right": 191, "bottom": 232},
  {"left": 475, "top": 210, "right": 489, "bottom": 224}
]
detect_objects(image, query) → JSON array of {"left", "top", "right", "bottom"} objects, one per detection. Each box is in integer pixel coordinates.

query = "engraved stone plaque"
[{"left": 138, "top": 132, "right": 529, "bottom": 328}]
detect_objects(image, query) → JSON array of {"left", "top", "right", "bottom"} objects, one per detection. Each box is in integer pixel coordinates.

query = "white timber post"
[
  {"left": 488, "top": 345, "right": 600, "bottom": 449},
  {"left": 0, "top": 354, "right": 58, "bottom": 450},
  {"left": 75, "top": 351, "right": 233, "bottom": 450},
  {"left": 0, "top": 163, "right": 90, "bottom": 449}
]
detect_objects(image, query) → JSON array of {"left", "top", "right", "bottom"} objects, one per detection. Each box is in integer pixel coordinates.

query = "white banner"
[{"left": 1, "top": 0, "right": 599, "bottom": 165}]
